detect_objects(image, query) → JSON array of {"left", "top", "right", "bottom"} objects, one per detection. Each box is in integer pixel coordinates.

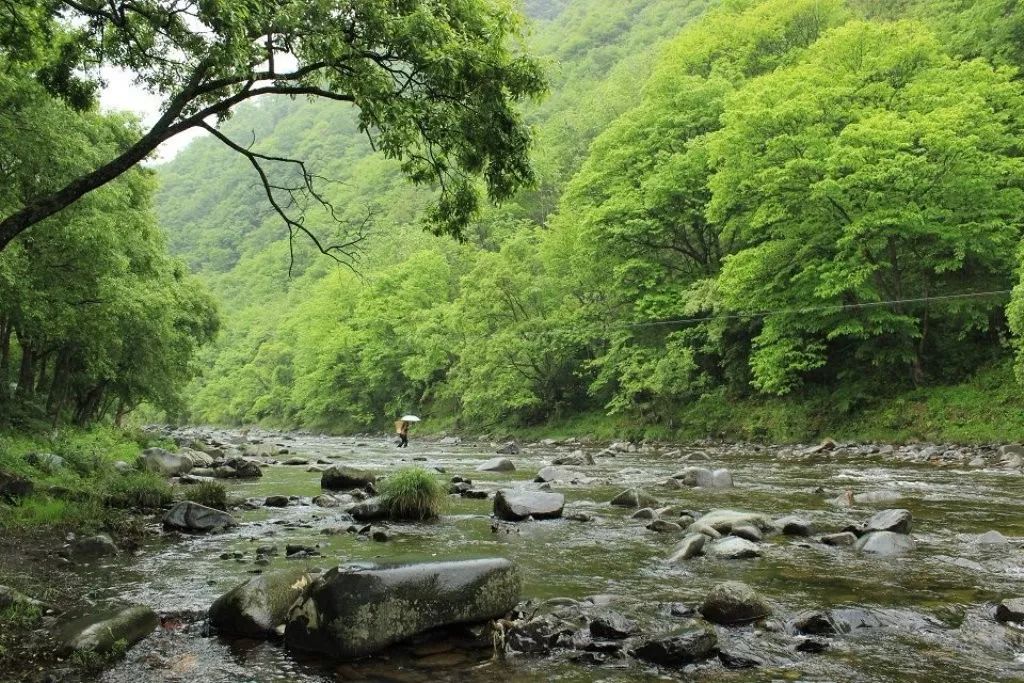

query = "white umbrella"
[{"left": 400, "top": 415, "right": 421, "bottom": 422}]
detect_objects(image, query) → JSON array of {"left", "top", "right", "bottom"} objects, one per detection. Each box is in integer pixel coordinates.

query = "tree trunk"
[
  {"left": 16, "top": 341, "right": 34, "bottom": 399},
  {"left": 0, "top": 319, "right": 10, "bottom": 400}
]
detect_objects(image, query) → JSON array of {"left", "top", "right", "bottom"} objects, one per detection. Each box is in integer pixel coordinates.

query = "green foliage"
[
  {"left": 182, "top": 481, "right": 228, "bottom": 511},
  {"left": 378, "top": 468, "right": 445, "bottom": 521},
  {"left": 103, "top": 472, "right": 173, "bottom": 510}
]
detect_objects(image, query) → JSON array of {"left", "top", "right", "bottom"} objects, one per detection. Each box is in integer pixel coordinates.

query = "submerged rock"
[
  {"left": 700, "top": 582, "right": 771, "bottom": 625},
  {"left": 975, "top": 530, "right": 1009, "bottom": 546},
  {"left": 66, "top": 534, "right": 119, "bottom": 562},
  {"left": 854, "top": 531, "right": 916, "bottom": 556},
  {"left": 57, "top": 605, "right": 158, "bottom": 654},
  {"left": 284, "top": 558, "right": 521, "bottom": 659},
  {"left": 493, "top": 489, "right": 564, "bottom": 521},
  {"left": 210, "top": 568, "right": 313, "bottom": 638},
  {"left": 477, "top": 457, "right": 515, "bottom": 472},
  {"left": 609, "top": 488, "right": 659, "bottom": 508},
  {"left": 162, "top": 501, "right": 237, "bottom": 532},
  {"left": 632, "top": 625, "right": 717, "bottom": 665},
  {"left": 321, "top": 466, "right": 375, "bottom": 490}
]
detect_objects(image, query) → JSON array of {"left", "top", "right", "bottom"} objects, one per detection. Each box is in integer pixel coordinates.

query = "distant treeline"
[{"left": 159, "top": 0, "right": 1024, "bottom": 432}]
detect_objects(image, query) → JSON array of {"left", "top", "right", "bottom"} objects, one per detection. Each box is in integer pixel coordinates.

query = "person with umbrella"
[{"left": 395, "top": 414, "right": 420, "bottom": 448}]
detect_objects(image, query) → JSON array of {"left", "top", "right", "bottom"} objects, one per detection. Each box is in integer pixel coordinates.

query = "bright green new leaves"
[{"left": 711, "top": 21, "right": 1024, "bottom": 393}]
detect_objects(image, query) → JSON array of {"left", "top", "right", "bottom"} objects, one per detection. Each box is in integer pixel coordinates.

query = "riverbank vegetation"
[{"left": 152, "top": 0, "right": 1024, "bottom": 443}]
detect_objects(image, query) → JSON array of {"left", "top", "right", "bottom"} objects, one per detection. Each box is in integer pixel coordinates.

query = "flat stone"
[
  {"left": 820, "top": 532, "right": 857, "bottom": 546},
  {"left": 476, "top": 457, "right": 515, "bottom": 472},
  {"left": 493, "top": 489, "right": 564, "bottom": 521},
  {"left": 708, "top": 537, "right": 761, "bottom": 560},
  {"left": 864, "top": 509, "right": 912, "bottom": 535},
  {"left": 687, "top": 510, "right": 772, "bottom": 536},
  {"left": 57, "top": 605, "right": 158, "bottom": 654},
  {"left": 632, "top": 626, "right": 717, "bottom": 665}
]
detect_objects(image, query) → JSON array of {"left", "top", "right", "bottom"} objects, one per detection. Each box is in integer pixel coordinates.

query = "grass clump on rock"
[
  {"left": 379, "top": 467, "right": 445, "bottom": 521},
  {"left": 183, "top": 481, "right": 228, "bottom": 511}
]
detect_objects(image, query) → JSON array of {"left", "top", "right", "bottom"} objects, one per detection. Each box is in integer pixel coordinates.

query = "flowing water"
[{"left": 76, "top": 432, "right": 1024, "bottom": 682}]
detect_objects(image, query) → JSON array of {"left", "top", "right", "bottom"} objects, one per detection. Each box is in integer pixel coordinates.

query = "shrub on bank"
[
  {"left": 183, "top": 481, "right": 227, "bottom": 510},
  {"left": 103, "top": 471, "right": 173, "bottom": 510},
  {"left": 378, "top": 467, "right": 445, "bottom": 521}
]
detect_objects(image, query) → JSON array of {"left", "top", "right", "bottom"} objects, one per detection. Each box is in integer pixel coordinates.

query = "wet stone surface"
[{"left": 74, "top": 429, "right": 1024, "bottom": 682}]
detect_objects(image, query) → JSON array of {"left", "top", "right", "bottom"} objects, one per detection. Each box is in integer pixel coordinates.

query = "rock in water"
[
  {"left": 57, "top": 605, "right": 158, "bottom": 654},
  {"left": 494, "top": 489, "right": 564, "bottom": 521},
  {"left": 284, "top": 559, "right": 521, "bottom": 659},
  {"left": 632, "top": 626, "right": 717, "bottom": 665},
  {"left": 863, "top": 509, "right": 912, "bottom": 535},
  {"left": 700, "top": 582, "right": 771, "bottom": 625},
  {"left": 496, "top": 441, "right": 520, "bottom": 455},
  {"left": 667, "top": 534, "right": 706, "bottom": 563},
  {"left": 348, "top": 500, "right": 388, "bottom": 521},
  {"left": 854, "top": 531, "right": 915, "bottom": 556},
  {"left": 687, "top": 510, "right": 773, "bottom": 536},
  {"left": 264, "top": 495, "right": 289, "bottom": 507},
  {"left": 66, "top": 534, "right": 119, "bottom": 562},
  {"left": 708, "top": 537, "right": 761, "bottom": 559},
  {"left": 535, "top": 466, "right": 571, "bottom": 482},
  {"left": 609, "top": 488, "right": 659, "bottom": 508},
  {"left": 589, "top": 611, "right": 637, "bottom": 640},
  {"left": 210, "top": 568, "right": 313, "bottom": 638},
  {"left": 975, "top": 530, "right": 1009, "bottom": 545},
  {"left": 224, "top": 457, "right": 263, "bottom": 478},
  {"left": 162, "top": 501, "right": 237, "bottom": 532},
  {"left": 995, "top": 598, "right": 1024, "bottom": 624},
  {"left": 476, "top": 457, "right": 515, "bottom": 472},
  {"left": 820, "top": 532, "right": 857, "bottom": 546},
  {"left": 321, "top": 466, "right": 375, "bottom": 490},
  {"left": 139, "top": 448, "right": 192, "bottom": 476},
  {"left": 775, "top": 516, "right": 815, "bottom": 536}
]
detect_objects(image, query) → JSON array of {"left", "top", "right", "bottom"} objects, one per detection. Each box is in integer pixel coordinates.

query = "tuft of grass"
[
  {"left": 183, "top": 480, "right": 227, "bottom": 510},
  {"left": 378, "top": 467, "right": 445, "bottom": 521},
  {"left": 103, "top": 471, "right": 173, "bottom": 510}
]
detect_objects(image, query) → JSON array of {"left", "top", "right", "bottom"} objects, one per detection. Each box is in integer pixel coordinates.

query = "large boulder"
[
  {"left": 476, "top": 457, "right": 515, "bottom": 473},
  {"left": 162, "top": 501, "right": 236, "bottom": 532},
  {"left": 321, "top": 465, "right": 375, "bottom": 490},
  {"left": 632, "top": 626, "right": 717, "bottom": 666},
  {"left": 854, "top": 531, "right": 915, "bottom": 556},
  {"left": 139, "top": 448, "right": 192, "bottom": 476},
  {"left": 0, "top": 470, "right": 33, "bottom": 502},
  {"left": 57, "top": 605, "right": 158, "bottom": 654},
  {"left": 700, "top": 582, "right": 771, "bottom": 625},
  {"left": 209, "top": 568, "right": 314, "bottom": 638},
  {"left": 178, "top": 448, "right": 214, "bottom": 468},
  {"left": 494, "top": 489, "right": 564, "bottom": 521},
  {"left": 863, "top": 509, "right": 912, "bottom": 535},
  {"left": 609, "top": 488, "right": 659, "bottom": 508},
  {"left": 285, "top": 559, "right": 521, "bottom": 659},
  {"left": 348, "top": 500, "right": 389, "bottom": 522}
]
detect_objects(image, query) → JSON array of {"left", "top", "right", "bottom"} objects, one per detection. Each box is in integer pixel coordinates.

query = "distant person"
[{"left": 395, "top": 419, "right": 410, "bottom": 448}]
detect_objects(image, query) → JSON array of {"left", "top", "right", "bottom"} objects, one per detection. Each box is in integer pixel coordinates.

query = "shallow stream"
[{"left": 77, "top": 432, "right": 1024, "bottom": 682}]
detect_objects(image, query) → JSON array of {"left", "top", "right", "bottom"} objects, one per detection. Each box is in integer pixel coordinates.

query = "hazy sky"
[{"left": 99, "top": 66, "right": 205, "bottom": 162}]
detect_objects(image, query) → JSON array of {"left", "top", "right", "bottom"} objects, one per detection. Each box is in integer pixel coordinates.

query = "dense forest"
[{"left": 152, "top": 0, "right": 1024, "bottom": 440}]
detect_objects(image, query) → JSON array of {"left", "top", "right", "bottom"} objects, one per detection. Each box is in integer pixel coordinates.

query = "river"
[{"left": 74, "top": 430, "right": 1024, "bottom": 682}]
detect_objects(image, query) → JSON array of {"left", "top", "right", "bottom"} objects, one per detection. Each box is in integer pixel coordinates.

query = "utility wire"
[{"left": 625, "top": 289, "right": 1014, "bottom": 329}]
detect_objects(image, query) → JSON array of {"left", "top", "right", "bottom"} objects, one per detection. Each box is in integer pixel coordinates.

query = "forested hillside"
[{"left": 158, "top": 0, "right": 1024, "bottom": 440}]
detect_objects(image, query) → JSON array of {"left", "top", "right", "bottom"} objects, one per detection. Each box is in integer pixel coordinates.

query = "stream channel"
[{"left": 75, "top": 430, "right": 1024, "bottom": 682}]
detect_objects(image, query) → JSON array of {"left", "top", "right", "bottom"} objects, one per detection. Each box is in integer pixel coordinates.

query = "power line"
[{"left": 626, "top": 289, "right": 1014, "bottom": 329}]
